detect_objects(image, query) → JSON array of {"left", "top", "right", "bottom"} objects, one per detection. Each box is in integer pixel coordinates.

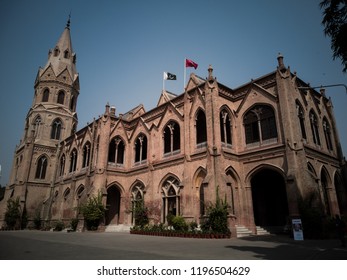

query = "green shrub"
[
  {"left": 202, "top": 186, "right": 230, "bottom": 234},
  {"left": 54, "top": 220, "right": 64, "bottom": 231},
  {"left": 70, "top": 218, "right": 79, "bottom": 231},
  {"left": 33, "top": 210, "right": 41, "bottom": 230},
  {"left": 171, "top": 215, "right": 188, "bottom": 232},
  {"left": 4, "top": 197, "right": 21, "bottom": 230},
  {"left": 77, "top": 191, "right": 106, "bottom": 230},
  {"left": 134, "top": 202, "right": 149, "bottom": 228}
]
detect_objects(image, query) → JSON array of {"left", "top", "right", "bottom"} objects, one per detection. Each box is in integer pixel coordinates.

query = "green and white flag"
[{"left": 164, "top": 72, "right": 177, "bottom": 80}]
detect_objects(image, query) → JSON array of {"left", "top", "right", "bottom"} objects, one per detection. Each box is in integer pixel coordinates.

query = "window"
[
  {"left": 244, "top": 105, "right": 277, "bottom": 144},
  {"left": 70, "top": 96, "right": 75, "bottom": 111},
  {"left": 309, "top": 110, "right": 321, "bottom": 145},
  {"left": 64, "top": 50, "right": 69, "bottom": 59},
  {"left": 59, "top": 154, "right": 66, "bottom": 176},
  {"left": 54, "top": 47, "right": 59, "bottom": 57},
  {"left": 69, "top": 148, "right": 78, "bottom": 173},
  {"left": 51, "top": 119, "right": 62, "bottom": 140},
  {"left": 196, "top": 109, "right": 207, "bottom": 147},
  {"left": 108, "top": 137, "right": 125, "bottom": 165},
  {"left": 42, "top": 89, "right": 49, "bottom": 102},
  {"left": 76, "top": 185, "right": 85, "bottom": 199},
  {"left": 323, "top": 118, "right": 333, "bottom": 151},
  {"left": 82, "top": 142, "right": 91, "bottom": 168},
  {"left": 162, "top": 176, "right": 181, "bottom": 223},
  {"left": 35, "top": 155, "right": 47, "bottom": 179},
  {"left": 296, "top": 101, "right": 307, "bottom": 140},
  {"left": 63, "top": 188, "right": 71, "bottom": 201},
  {"left": 220, "top": 109, "right": 232, "bottom": 147},
  {"left": 57, "top": 91, "right": 65, "bottom": 105},
  {"left": 164, "top": 121, "right": 180, "bottom": 156},
  {"left": 131, "top": 183, "right": 145, "bottom": 225},
  {"left": 134, "top": 134, "right": 147, "bottom": 164},
  {"left": 33, "top": 116, "right": 42, "bottom": 138}
]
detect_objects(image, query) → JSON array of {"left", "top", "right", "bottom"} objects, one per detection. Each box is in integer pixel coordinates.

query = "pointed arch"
[
  {"left": 51, "top": 118, "right": 63, "bottom": 140},
  {"left": 134, "top": 133, "right": 147, "bottom": 164},
  {"left": 163, "top": 120, "right": 181, "bottom": 156},
  {"left": 160, "top": 174, "right": 182, "bottom": 222},
  {"left": 296, "top": 100, "right": 307, "bottom": 140},
  {"left": 69, "top": 148, "right": 78, "bottom": 173},
  {"left": 57, "top": 90, "right": 65, "bottom": 105},
  {"left": 320, "top": 166, "right": 331, "bottom": 215},
  {"left": 130, "top": 180, "right": 146, "bottom": 225},
  {"left": 32, "top": 115, "right": 42, "bottom": 138},
  {"left": 82, "top": 141, "right": 91, "bottom": 168},
  {"left": 59, "top": 154, "right": 66, "bottom": 176},
  {"left": 35, "top": 155, "right": 48, "bottom": 179},
  {"left": 220, "top": 106, "right": 233, "bottom": 147},
  {"left": 244, "top": 104, "right": 277, "bottom": 145},
  {"left": 42, "top": 88, "right": 49, "bottom": 102},
  {"left": 195, "top": 108, "right": 207, "bottom": 147},
  {"left": 309, "top": 109, "right": 321, "bottom": 145},
  {"left": 322, "top": 117, "right": 333, "bottom": 151},
  {"left": 193, "top": 167, "right": 207, "bottom": 216},
  {"left": 108, "top": 136, "right": 125, "bottom": 166}
]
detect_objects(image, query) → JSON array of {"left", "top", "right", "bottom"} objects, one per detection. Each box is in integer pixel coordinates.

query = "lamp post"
[{"left": 298, "top": 83, "right": 347, "bottom": 94}]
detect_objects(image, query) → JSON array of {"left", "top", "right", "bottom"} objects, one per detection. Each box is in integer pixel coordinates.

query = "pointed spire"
[
  {"left": 42, "top": 18, "right": 77, "bottom": 80},
  {"left": 66, "top": 13, "right": 71, "bottom": 29}
]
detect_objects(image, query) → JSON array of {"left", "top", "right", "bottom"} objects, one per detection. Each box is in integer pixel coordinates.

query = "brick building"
[{"left": 1, "top": 22, "right": 346, "bottom": 236}]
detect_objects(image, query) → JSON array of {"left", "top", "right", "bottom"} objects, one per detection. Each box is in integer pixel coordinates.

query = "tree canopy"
[{"left": 320, "top": 0, "right": 347, "bottom": 72}]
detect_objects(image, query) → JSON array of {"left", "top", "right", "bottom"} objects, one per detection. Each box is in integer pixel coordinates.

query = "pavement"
[{"left": 0, "top": 230, "right": 346, "bottom": 260}]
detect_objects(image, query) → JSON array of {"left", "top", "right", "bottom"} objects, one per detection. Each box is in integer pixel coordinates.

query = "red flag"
[{"left": 185, "top": 59, "right": 198, "bottom": 69}]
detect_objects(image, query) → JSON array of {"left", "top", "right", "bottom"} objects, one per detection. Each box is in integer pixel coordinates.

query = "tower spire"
[{"left": 66, "top": 13, "right": 71, "bottom": 29}]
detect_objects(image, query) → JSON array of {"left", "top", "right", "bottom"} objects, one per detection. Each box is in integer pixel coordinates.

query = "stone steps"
[
  {"left": 104, "top": 224, "right": 131, "bottom": 233},
  {"left": 236, "top": 225, "right": 253, "bottom": 238}
]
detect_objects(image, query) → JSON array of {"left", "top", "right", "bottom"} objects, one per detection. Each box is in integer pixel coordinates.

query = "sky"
[{"left": 0, "top": 0, "right": 346, "bottom": 186}]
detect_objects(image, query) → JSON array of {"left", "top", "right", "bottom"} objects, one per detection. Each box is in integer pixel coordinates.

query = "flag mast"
[{"left": 184, "top": 58, "right": 186, "bottom": 91}]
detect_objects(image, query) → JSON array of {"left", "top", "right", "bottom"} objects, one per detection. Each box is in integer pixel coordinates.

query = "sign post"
[{"left": 292, "top": 218, "right": 304, "bottom": 240}]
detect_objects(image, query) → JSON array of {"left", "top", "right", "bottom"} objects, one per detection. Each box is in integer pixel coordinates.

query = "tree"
[
  {"left": 77, "top": 191, "right": 106, "bottom": 230},
  {"left": 4, "top": 197, "right": 21, "bottom": 230},
  {"left": 320, "top": 0, "right": 347, "bottom": 72}
]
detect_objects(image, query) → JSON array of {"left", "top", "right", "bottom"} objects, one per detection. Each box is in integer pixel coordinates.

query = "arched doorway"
[
  {"left": 251, "top": 169, "right": 288, "bottom": 227},
  {"left": 105, "top": 185, "right": 121, "bottom": 225}
]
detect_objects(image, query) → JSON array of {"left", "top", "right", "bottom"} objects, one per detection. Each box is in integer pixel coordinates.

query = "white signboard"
[{"left": 292, "top": 218, "right": 304, "bottom": 240}]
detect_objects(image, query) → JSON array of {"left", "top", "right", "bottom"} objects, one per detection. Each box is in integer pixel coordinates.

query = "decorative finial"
[
  {"left": 208, "top": 65, "right": 214, "bottom": 81},
  {"left": 66, "top": 12, "right": 71, "bottom": 29}
]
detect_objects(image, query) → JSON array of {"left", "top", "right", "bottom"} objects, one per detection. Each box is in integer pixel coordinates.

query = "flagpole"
[
  {"left": 184, "top": 58, "right": 186, "bottom": 91},
  {"left": 163, "top": 72, "right": 165, "bottom": 92}
]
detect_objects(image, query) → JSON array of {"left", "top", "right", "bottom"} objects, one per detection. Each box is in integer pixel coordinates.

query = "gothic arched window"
[
  {"left": 57, "top": 91, "right": 65, "bottom": 105},
  {"left": 309, "top": 110, "right": 321, "bottom": 145},
  {"left": 163, "top": 121, "right": 181, "bottom": 156},
  {"left": 131, "top": 183, "right": 145, "bottom": 225},
  {"left": 69, "top": 148, "right": 78, "bottom": 173},
  {"left": 296, "top": 101, "right": 307, "bottom": 140},
  {"left": 196, "top": 109, "right": 207, "bottom": 147},
  {"left": 70, "top": 96, "right": 75, "bottom": 111},
  {"left": 323, "top": 117, "right": 333, "bottom": 151},
  {"left": 162, "top": 176, "right": 181, "bottom": 223},
  {"left": 42, "top": 89, "right": 49, "bottom": 102},
  {"left": 82, "top": 142, "right": 91, "bottom": 168},
  {"left": 51, "top": 119, "right": 62, "bottom": 140},
  {"left": 134, "top": 134, "right": 147, "bottom": 164},
  {"left": 59, "top": 154, "right": 66, "bottom": 176},
  {"left": 244, "top": 104, "right": 277, "bottom": 144},
  {"left": 35, "top": 155, "right": 47, "bottom": 179},
  {"left": 220, "top": 109, "right": 232, "bottom": 147},
  {"left": 33, "top": 115, "right": 42, "bottom": 138},
  {"left": 108, "top": 137, "right": 125, "bottom": 165}
]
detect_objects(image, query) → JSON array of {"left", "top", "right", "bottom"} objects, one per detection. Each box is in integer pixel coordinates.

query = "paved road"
[{"left": 0, "top": 230, "right": 346, "bottom": 260}]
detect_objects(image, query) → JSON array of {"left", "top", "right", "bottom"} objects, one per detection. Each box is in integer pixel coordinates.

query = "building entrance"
[
  {"left": 251, "top": 169, "right": 289, "bottom": 227},
  {"left": 105, "top": 185, "right": 121, "bottom": 225}
]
